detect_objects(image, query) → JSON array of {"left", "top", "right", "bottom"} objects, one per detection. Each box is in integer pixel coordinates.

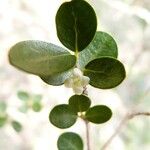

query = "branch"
[
  {"left": 128, "top": 112, "right": 150, "bottom": 119},
  {"left": 101, "top": 111, "right": 150, "bottom": 150},
  {"left": 101, "top": 114, "right": 129, "bottom": 150}
]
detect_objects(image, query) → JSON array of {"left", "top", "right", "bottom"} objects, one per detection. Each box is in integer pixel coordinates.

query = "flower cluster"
[{"left": 64, "top": 68, "right": 90, "bottom": 95}]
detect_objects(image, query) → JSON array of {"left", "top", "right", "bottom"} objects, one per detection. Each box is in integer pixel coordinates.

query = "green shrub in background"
[
  {"left": 0, "top": 101, "right": 22, "bottom": 132},
  {"left": 0, "top": 91, "right": 43, "bottom": 133},
  {"left": 17, "top": 91, "right": 43, "bottom": 113}
]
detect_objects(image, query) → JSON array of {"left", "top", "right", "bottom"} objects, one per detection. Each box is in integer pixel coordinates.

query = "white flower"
[
  {"left": 64, "top": 68, "right": 90, "bottom": 95},
  {"left": 72, "top": 68, "right": 82, "bottom": 77}
]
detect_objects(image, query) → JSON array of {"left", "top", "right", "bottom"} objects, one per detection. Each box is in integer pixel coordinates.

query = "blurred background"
[{"left": 0, "top": 0, "right": 150, "bottom": 150}]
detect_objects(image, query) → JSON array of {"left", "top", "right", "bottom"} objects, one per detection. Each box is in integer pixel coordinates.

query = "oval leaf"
[
  {"left": 32, "top": 102, "right": 42, "bottom": 112},
  {"left": 57, "top": 132, "right": 83, "bottom": 150},
  {"left": 40, "top": 70, "right": 72, "bottom": 86},
  {"left": 33, "top": 94, "right": 42, "bottom": 102},
  {"left": 78, "top": 31, "right": 118, "bottom": 69},
  {"left": 84, "top": 57, "right": 126, "bottom": 89},
  {"left": 49, "top": 104, "right": 77, "bottom": 129},
  {"left": 9, "top": 40, "right": 76, "bottom": 76},
  {"left": 85, "top": 105, "right": 112, "bottom": 124},
  {"left": 56, "top": 0, "right": 97, "bottom": 52},
  {"left": 17, "top": 91, "right": 30, "bottom": 101},
  {"left": 69, "top": 94, "right": 91, "bottom": 113},
  {"left": 11, "top": 121, "right": 22, "bottom": 132}
]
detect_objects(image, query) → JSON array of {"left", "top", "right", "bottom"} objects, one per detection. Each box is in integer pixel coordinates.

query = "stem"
[
  {"left": 85, "top": 120, "right": 90, "bottom": 150},
  {"left": 75, "top": 19, "right": 78, "bottom": 56},
  {"left": 72, "top": 9, "right": 78, "bottom": 57},
  {"left": 82, "top": 86, "right": 91, "bottom": 150}
]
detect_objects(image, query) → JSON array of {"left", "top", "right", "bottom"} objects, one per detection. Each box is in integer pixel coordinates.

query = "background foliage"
[{"left": 0, "top": 0, "right": 150, "bottom": 150}]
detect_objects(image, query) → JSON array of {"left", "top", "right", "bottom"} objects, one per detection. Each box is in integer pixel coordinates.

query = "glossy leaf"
[
  {"left": 17, "top": 91, "right": 30, "bottom": 101},
  {"left": 56, "top": 0, "right": 97, "bottom": 52},
  {"left": 57, "top": 132, "right": 83, "bottom": 150},
  {"left": 49, "top": 104, "right": 77, "bottom": 129},
  {"left": 85, "top": 105, "right": 112, "bottom": 124},
  {"left": 78, "top": 31, "right": 118, "bottom": 69},
  {"left": 9, "top": 40, "right": 76, "bottom": 76},
  {"left": 40, "top": 70, "right": 72, "bottom": 86},
  {"left": 69, "top": 94, "right": 91, "bottom": 113},
  {"left": 11, "top": 121, "right": 22, "bottom": 132},
  {"left": 84, "top": 57, "right": 126, "bottom": 89}
]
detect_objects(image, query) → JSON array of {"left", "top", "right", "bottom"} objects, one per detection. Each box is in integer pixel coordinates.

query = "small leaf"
[
  {"left": 40, "top": 70, "right": 72, "bottom": 86},
  {"left": 11, "top": 121, "right": 22, "bottom": 132},
  {"left": 78, "top": 31, "right": 118, "bottom": 69},
  {"left": 33, "top": 94, "right": 42, "bottom": 102},
  {"left": 0, "top": 115, "right": 7, "bottom": 127},
  {"left": 17, "top": 91, "right": 30, "bottom": 101},
  {"left": 85, "top": 105, "right": 112, "bottom": 124},
  {"left": 69, "top": 94, "right": 91, "bottom": 113},
  {"left": 49, "top": 104, "right": 77, "bottom": 129},
  {"left": 84, "top": 57, "right": 126, "bottom": 89},
  {"left": 0, "top": 101, "right": 7, "bottom": 112},
  {"left": 56, "top": 0, "right": 97, "bottom": 52},
  {"left": 32, "top": 102, "right": 42, "bottom": 112},
  {"left": 9, "top": 40, "right": 76, "bottom": 76},
  {"left": 57, "top": 132, "right": 83, "bottom": 150}
]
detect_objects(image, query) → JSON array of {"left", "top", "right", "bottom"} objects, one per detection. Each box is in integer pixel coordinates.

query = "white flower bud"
[
  {"left": 64, "top": 68, "right": 90, "bottom": 94},
  {"left": 64, "top": 78, "right": 73, "bottom": 88},
  {"left": 81, "top": 76, "right": 90, "bottom": 86},
  {"left": 72, "top": 68, "right": 83, "bottom": 77}
]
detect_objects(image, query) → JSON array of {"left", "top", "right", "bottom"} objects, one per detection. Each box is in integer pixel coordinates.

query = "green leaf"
[
  {"left": 0, "top": 115, "right": 7, "bottom": 127},
  {"left": 33, "top": 94, "right": 42, "bottom": 102},
  {"left": 40, "top": 70, "right": 72, "bottom": 86},
  {"left": 56, "top": 0, "right": 97, "bottom": 52},
  {"left": 0, "top": 101, "right": 7, "bottom": 112},
  {"left": 78, "top": 31, "right": 118, "bottom": 69},
  {"left": 84, "top": 57, "right": 126, "bottom": 89},
  {"left": 17, "top": 91, "right": 30, "bottom": 101},
  {"left": 11, "top": 121, "right": 22, "bottom": 132},
  {"left": 69, "top": 94, "right": 91, "bottom": 113},
  {"left": 85, "top": 105, "right": 112, "bottom": 124},
  {"left": 57, "top": 132, "right": 83, "bottom": 150},
  {"left": 49, "top": 104, "right": 77, "bottom": 129},
  {"left": 32, "top": 102, "right": 42, "bottom": 112},
  {"left": 9, "top": 40, "right": 76, "bottom": 76}
]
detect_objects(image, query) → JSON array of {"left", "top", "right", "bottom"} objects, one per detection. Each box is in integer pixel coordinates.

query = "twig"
[
  {"left": 83, "top": 86, "right": 88, "bottom": 96},
  {"left": 101, "top": 111, "right": 150, "bottom": 150},
  {"left": 101, "top": 113, "right": 129, "bottom": 150},
  {"left": 128, "top": 112, "right": 150, "bottom": 119}
]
